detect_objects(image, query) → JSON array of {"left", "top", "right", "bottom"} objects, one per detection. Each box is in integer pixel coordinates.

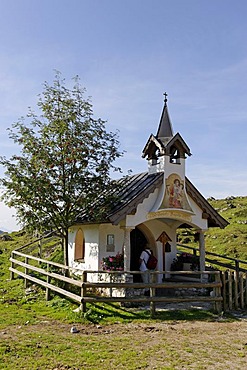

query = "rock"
[
  {"left": 0, "top": 234, "right": 13, "bottom": 241},
  {"left": 70, "top": 326, "right": 79, "bottom": 333},
  {"left": 225, "top": 196, "right": 235, "bottom": 200}
]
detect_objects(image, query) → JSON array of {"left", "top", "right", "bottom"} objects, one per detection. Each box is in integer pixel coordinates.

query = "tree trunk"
[{"left": 63, "top": 229, "right": 69, "bottom": 274}]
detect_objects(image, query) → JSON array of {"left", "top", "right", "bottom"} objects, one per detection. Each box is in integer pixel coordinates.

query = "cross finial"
[{"left": 163, "top": 92, "right": 168, "bottom": 106}]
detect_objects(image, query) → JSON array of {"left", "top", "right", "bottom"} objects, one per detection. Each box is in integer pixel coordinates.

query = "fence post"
[
  {"left": 46, "top": 262, "right": 51, "bottom": 301},
  {"left": 110, "top": 273, "right": 113, "bottom": 297},
  {"left": 214, "top": 272, "right": 222, "bottom": 314},
  {"left": 24, "top": 256, "right": 29, "bottom": 288},
  {"left": 81, "top": 271, "right": 87, "bottom": 313},
  {"left": 150, "top": 272, "right": 156, "bottom": 318},
  {"left": 221, "top": 271, "right": 227, "bottom": 312},
  {"left": 239, "top": 272, "right": 244, "bottom": 309},
  {"left": 228, "top": 271, "right": 233, "bottom": 310},
  {"left": 235, "top": 260, "right": 240, "bottom": 280},
  {"left": 10, "top": 252, "right": 14, "bottom": 280},
  {"left": 234, "top": 270, "right": 239, "bottom": 309}
]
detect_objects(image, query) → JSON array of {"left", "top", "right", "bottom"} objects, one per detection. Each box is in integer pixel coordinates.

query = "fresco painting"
[{"left": 159, "top": 174, "right": 192, "bottom": 211}]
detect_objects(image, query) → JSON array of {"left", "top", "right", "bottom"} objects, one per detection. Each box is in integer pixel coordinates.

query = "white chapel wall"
[
  {"left": 68, "top": 224, "right": 100, "bottom": 271},
  {"left": 98, "top": 224, "right": 124, "bottom": 268},
  {"left": 126, "top": 188, "right": 160, "bottom": 227}
]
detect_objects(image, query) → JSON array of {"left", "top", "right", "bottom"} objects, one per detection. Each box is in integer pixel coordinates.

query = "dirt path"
[{"left": 1, "top": 315, "right": 247, "bottom": 369}]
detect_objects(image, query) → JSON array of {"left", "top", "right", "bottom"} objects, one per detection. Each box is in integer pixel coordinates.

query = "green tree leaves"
[{"left": 0, "top": 72, "right": 124, "bottom": 263}]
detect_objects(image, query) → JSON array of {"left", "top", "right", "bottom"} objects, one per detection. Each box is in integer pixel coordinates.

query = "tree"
[{"left": 0, "top": 72, "right": 124, "bottom": 265}]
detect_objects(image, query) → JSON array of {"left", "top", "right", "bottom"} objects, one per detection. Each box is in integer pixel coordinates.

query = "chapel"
[{"left": 68, "top": 95, "right": 228, "bottom": 282}]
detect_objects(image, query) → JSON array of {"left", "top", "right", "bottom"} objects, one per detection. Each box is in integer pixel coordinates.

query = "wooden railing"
[
  {"left": 14, "top": 231, "right": 62, "bottom": 260},
  {"left": 78, "top": 271, "right": 223, "bottom": 317},
  {"left": 221, "top": 270, "right": 247, "bottom": 311},
  {"left": 10, "top": 249, "right": 225, "bottom": 317},
  {"left": 177, "top": 243, "right": 247, "bottom": 273}
]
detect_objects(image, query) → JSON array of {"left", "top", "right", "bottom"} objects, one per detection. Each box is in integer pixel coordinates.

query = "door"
[{"left": 130, "top": 228, "right": 147, "bottom": 282}]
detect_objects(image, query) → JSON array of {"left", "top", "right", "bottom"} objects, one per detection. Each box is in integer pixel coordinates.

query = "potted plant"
[
  {"left": 170, "top": 252, "right": 200, "bottom": 271},
  {"left": 102, "top": 252, "right": 124, "bottom": 271}
]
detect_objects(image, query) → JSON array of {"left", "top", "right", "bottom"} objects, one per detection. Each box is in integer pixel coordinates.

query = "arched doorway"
[{"left": 130, "top": 228, "right": 147, "bottom": 282}]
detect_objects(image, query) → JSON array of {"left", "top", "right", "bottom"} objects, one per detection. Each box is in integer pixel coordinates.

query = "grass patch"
[
  {"left": 177, "top": 196, "right": 247, "bottom": 268},
  {"left": 0, "top": 227, "right": 246, "bottom": 369}
]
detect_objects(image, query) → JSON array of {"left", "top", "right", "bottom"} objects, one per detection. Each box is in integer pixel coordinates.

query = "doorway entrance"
[{"left": 130, "top": 228, "right": 147, "bottom": 282}]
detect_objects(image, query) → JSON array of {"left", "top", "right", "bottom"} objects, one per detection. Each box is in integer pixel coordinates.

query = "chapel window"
[{"left": 74, "top": 229, "right": 85, "bottom": 261}]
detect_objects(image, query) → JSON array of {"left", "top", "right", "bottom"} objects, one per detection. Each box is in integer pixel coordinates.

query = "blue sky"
[{"left": 0, "top": 0, "right": 247, "bottom": 231}]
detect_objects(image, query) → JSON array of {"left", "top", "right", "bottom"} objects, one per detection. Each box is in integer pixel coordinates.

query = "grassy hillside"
[{"left": 178, "top": 196, "right": 247, "bottom": 261}]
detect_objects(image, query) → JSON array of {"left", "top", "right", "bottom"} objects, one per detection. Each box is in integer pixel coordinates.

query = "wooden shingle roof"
[
  {"left": 76, "top": 172, "right": 228, "bottom": 229},
  {"left": 107, "top": 172, "right": 163, "bottom": 225}
]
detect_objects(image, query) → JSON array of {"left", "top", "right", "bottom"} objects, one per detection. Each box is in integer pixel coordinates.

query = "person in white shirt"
[{"left": 139, "top": 244, "right": 152, "bottom": 296}]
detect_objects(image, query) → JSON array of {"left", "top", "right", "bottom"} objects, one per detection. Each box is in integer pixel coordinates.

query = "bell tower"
[{"left": 142, "top": 94, "right": 192, "bottom": 211}]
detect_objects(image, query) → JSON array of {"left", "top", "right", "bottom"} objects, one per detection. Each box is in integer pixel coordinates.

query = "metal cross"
[{"left": 163, "top": 92, "right": 168, "bottom": 105}]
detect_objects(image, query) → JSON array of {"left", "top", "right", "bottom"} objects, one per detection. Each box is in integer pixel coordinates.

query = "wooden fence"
[
  {"left": 177, "top": 243, "right": 247, "bottom": 273},
  {"left": 8, "top": 237, "right": 247, "bottom": 317},
  {"left": 9, "top": 249, "right": 227, "bottom": 317},
  {"left": 221, "top": 270, "right": 247, "bottom": 311}
]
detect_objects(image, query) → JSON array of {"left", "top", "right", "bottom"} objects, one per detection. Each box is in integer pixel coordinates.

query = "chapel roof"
[
  {"left": 75, "top": 171, "right": 229, "bottom": 229},
  {"left": 75, "top": 172, "right": 163, "bottom": 225}
]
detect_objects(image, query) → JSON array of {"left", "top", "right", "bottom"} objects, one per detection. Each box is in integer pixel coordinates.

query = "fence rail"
[
  {"left": 9, "top": 249, "right": 227, "bottom": 317},
  {"left": 177, "top": 243, "right": 247, "bottom": 272},
  {"left": 8, "top": 237, "right": 247, "bottom": 317}
]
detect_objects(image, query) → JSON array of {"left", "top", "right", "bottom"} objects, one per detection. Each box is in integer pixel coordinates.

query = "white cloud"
[{"left": 0, "top": 201, "right": 19, "bottom": 232}]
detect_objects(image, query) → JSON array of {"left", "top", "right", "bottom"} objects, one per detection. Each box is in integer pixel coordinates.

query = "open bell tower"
[{"left": 142, "top": 93, "right": 192, "bottom": 211}]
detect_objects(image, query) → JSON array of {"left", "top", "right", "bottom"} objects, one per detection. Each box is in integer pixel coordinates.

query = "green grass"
[
  {"left": 1, "top": 225, "right": 247, "bottom": 369},
  {"left": 177, "top": 196, "right": 247, "bottom": 265},
  {"left": 2, "top": 318, "right": 246, "bottom": 370}
]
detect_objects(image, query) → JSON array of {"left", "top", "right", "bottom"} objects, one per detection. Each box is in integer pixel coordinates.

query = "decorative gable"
[
  {"left": 165, "top": 133, "right": 191, "bottom": 163},
  {"left": 142, "top": 134, "right": 165, "bottom": 162}
]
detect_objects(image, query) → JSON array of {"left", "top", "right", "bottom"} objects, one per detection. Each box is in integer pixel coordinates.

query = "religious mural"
[
  {"left": 167, "top": 177, "right": 184, "bottom": 208},
  {"left": 159, "top": 174, "right": 192, "bottom": 211}
]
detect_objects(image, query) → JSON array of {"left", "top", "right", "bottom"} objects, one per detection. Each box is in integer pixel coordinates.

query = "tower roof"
[
  {"left": 142, "top": 93, "right": 191, "bottom": 161},
  {"left": 156, "top": 93, "right": 173, "bottom": 141}
]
